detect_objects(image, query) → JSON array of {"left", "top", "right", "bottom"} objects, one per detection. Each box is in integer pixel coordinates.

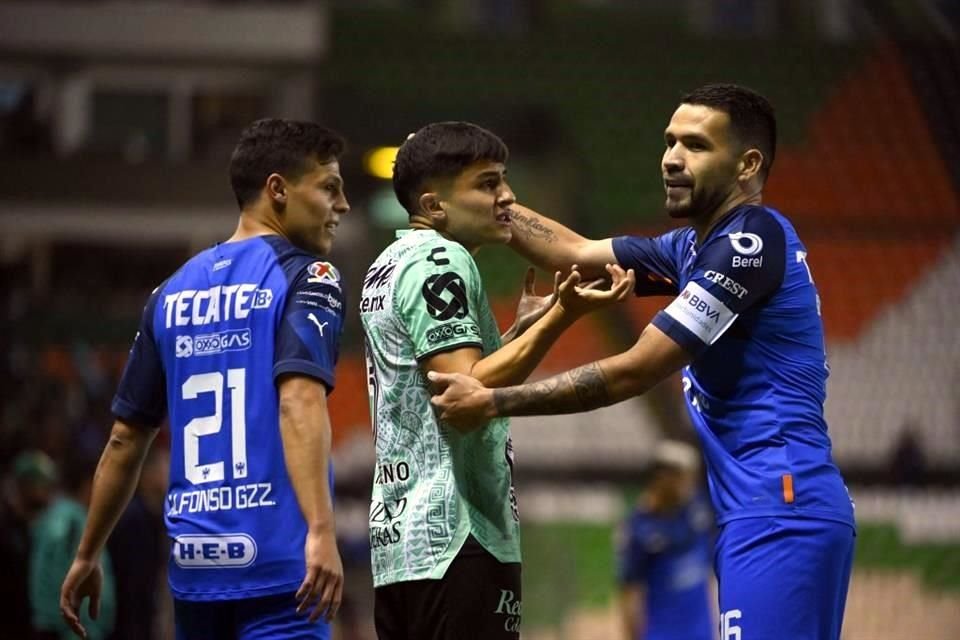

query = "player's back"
[{"left": 140, "top": 236, "right": 339, "bottom": 600}]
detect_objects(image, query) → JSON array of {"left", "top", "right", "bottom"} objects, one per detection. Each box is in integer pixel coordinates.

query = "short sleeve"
[
  {"left": 394, "top": 242, "right": 483, "bottom": 361},
  {"left": 273, "top": 260, "right": 346, "bottom": 391},
  {"left": 652, "top": 211, "right": 787, "bottom": 356},
  {"left": 112, "top": 289, "right": 167, "bottom": 428},
  {"left": 612, "top": 232, "right": 682, "bottom": 296}
]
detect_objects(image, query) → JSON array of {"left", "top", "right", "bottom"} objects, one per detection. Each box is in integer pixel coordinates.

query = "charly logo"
[
  {"left": 421, "top": 272, "right": 469, "bottom": 320},
  {"left": 728, "top": 232, "right": 764, "bottom": 256}
]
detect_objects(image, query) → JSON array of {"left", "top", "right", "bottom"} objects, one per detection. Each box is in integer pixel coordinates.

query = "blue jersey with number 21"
[{"left": 112, "top": 235, "right": 345, "bottom": 601}]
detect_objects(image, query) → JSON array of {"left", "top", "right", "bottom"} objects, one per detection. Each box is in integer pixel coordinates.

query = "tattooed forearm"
[
  {"left": 510, "top": 210, "right": 557, "bottom": 243},
  {"left": 492, "top": 363, "right": 612, "bottom": 416}
]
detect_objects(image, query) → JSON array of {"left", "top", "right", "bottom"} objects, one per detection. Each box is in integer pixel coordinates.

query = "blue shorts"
[
  {"left": 174, "top": 592, "right": 330, "bottom": 640},
  {"left": 715, "top": 517, "right": 855, "bottom": 640}
]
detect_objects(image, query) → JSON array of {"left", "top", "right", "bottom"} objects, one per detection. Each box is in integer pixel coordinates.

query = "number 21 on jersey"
[{"left": 181, "top": 368, "right": 248, "bottom": 485}]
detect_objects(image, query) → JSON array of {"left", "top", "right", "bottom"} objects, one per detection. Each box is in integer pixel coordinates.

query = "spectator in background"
[
  {"left": 0, "top": 450, "right": 58, "bottom": 640},
  {"left": 890, "top": 421, "right": 928, "bottom": 486},
  {"left": 107, "top": 445, "right": 169, "bottom": 640},
  {"left": 616, "top": 440, "right": 714, "bottom": 640},
  {"left": 31, "top": 448, "right": 116, "bottom": 640}
]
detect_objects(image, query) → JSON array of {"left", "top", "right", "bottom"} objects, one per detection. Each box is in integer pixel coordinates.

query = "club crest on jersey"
[{"left": 307, "top": 261, "right": 340, "bottom": 288}]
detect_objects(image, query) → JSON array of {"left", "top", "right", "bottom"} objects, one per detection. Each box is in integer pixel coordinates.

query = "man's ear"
[
  {"left": 418, "top": 191, "right": 446, "bottom": 222},
  {"left": 738, "top": 149, "right": 763, "bottom": 183},
  {"left": 267, "top": 173, "right": 287, "bottom": 205}
]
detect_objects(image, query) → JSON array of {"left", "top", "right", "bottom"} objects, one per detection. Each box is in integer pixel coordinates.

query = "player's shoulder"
[
  {"left": 262, "top": 236, "right": 343, "bottom": 291},
  {"left": 394, "top": 231, "right": 476, "bottom": 279},
  {"left": 406, "top": 230, "right": 473, "bottom": 261},
  {"left": 701, "top": 204, "right": 789, "bottom": 257},
  {"left": 161, "top": 244, "right": 218, "bottom": 290},
  {"left": 725, "top": 204, "right": 790, "bottom": 240},
  {"left": 622, "top": 226, "right": 694, "bottom": 248}
]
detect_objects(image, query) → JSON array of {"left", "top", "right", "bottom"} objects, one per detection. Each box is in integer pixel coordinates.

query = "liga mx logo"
[
  {"left": 175, "top": 335, "right": 193, "bottom": 358},
  {"left": 421, "top": 272, "right": 469, "bottom": 320},
  {"left": 307, "top": 261, "right": 340, "bottom": 288}
]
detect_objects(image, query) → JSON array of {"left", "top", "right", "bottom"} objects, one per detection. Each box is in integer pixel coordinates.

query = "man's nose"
[{"left": 499, "top": 183, "right": 516, "bottom": 206}]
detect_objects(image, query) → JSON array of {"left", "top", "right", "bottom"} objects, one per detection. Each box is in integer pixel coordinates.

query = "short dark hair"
[
  {"left": 392, "top": 121, "right": 508, "bottom": 216},
  {"left": 680, "top": 83, "right": 777, "bottom": 180},
  {"left": 229, "top": 118, "right": 346, "bottom": 209}
]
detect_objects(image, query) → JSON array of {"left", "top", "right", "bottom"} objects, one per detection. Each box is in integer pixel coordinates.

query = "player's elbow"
[
  {"left": 106, "top": 420, "right": 156, "bottom": 460},
  {"left": 278, "top": 376, "right": 328, "bottom": 427}
]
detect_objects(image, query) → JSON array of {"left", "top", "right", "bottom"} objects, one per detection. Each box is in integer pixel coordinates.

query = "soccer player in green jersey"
[{"left": 360, "top": 121, "right": 634, "bottom": 640}]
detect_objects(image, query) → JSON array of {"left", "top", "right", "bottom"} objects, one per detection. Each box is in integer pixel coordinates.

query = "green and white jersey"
[{"left": 360, "top": 229, "right": 520, "bottom": 588}]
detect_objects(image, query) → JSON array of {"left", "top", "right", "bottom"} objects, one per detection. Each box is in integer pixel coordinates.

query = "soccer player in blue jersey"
[
  {"left": 59, "top": 119, "right": 351, "bottom": 639},
  {"left": 430, "top": 84, "right": 856, "bottom": 640},
  {"left": 616, "top": 440, "right": 714, "bottom": 640}
]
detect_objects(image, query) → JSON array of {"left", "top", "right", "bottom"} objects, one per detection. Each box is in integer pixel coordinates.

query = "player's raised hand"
[
  {"left": 555, "top": 263, "right": 636, "bottom": 317},
  {"left": 296, "top": 528, "right": 343, "bottom": 623},
  {"left": 503, "top": 267, "right": 558, "bottom": 341},
  {"left": 428, "top": 370, "right": 495, "bottom": 430},
  {"left": 60, "top": 557, "right": 103, "bottom": 639}
]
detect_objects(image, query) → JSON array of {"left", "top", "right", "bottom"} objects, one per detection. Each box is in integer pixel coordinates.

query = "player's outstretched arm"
[
  {"left": 509, "top": 204, "right": 618, "bottom": 280},
  {"left": 429, "top": 323, "right": 691, "bottom": 426},
  {"left": 61, "top": 419, "right": 157, "bottom": 639},
  {"left": 427, "top": 265, "right": 635, "bottom": 393},
  {"left": 277, "top": 374, "right": 343, "bottom": 624}
]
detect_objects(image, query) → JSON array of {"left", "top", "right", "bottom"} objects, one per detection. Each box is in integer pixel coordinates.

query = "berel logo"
[
  {"left": 731, "top": 255, "right": 763, "bottom": 268},
  {"left": 173, "top": 533, "right": 257, "bottom": 568},
  {"left": 728, "top": 232, "right": 763, "bottom": 256}
]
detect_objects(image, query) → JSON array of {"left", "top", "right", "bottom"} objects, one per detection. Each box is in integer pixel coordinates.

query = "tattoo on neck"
[
  {"left": 492, "top": 363, "right": 610, "bottom": 416},
  {"left": 510, "top": 211, "right": 557, "bottom": 243}
]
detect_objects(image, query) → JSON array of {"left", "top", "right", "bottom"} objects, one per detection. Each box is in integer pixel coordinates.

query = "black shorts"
[{"left": 374, "top": 536, "right": 521, "bottom": 640}]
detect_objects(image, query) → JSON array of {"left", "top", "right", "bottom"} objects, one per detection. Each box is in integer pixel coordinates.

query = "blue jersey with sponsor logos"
[
  {"left": 617, "top": 495, "right": 714, "bottom": 640},
  {"left": 613, "top": 205, "right": 854, "bottom": 528},
  {"left": 112, "top": 235, "right": 345, "bottom": 601}
]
